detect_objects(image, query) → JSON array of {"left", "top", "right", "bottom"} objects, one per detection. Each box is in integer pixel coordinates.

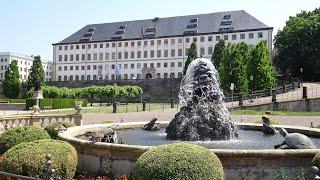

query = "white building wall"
[
  {"left": 53, "top": 29, "right": 271, "bottom": 81},
  {"left": 0, "top": 52, "right": 52, "bottom": 82}
]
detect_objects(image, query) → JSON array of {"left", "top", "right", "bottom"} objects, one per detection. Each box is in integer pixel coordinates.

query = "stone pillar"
[
  {"left": 142, "top": 101, "right": 146, "bottom": 111},
  {"left": 170, "top": 98, "right": 174, "bottom": 108},
  {"left": 283, "top": 85, "right": 287, "bottom": 93},
  {"left": 238, "top": 93, "right": 243, "bottom": 107},
  {"left": 30, "top": 115, "right": 41, "bottom": 128},
  {"left": 112, "top": 102, "right": 117, "bottom": 113},
  {"left": 303, "top": 86, "right": 308, "bottom": 99},
  {"left": 73, "top": 114, "right": 83, "bottom": 126},
  {"left": 293, "top": 82, "right": 296, "bottom": 90},
  {"left": 272, "top": 89, "right": 277, "bottom": 102}
]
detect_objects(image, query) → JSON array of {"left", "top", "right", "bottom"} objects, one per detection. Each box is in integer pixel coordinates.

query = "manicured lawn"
[
  {"left": 39, "top": 103, "right": 174, "bottom": 115},
  {"left": 231, "top": 109, "right": 320, "bottom": 116}
]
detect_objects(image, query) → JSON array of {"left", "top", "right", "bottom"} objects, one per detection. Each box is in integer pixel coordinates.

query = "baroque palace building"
[{"left": 52, "top": 10, "right": 272, "bottom": 81}]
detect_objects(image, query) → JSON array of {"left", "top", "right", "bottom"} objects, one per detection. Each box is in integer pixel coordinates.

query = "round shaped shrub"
[
  {"left": 1, "top": 139, "right": 78, "bottom": 179},
  {"left": 131, "top": 143, "right": 224, "bottom": 180},
  {"left": 44, "top": 121, "right": 75, "bottom": 139},
  {"left": 0, "top": 126, "right": 50, "bottom": 154}
]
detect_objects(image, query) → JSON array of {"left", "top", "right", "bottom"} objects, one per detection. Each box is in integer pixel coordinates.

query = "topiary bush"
[
  {"left": 0, "top": 126, "right": 50, "bottom": 154},
  {"left": 44, "top": 121, "right": 75, "bottom": 139},
  {"left": 1, "top": 139, "right": 77, "bottom": 179},
  {"left": 131, "top": 143, "right": 224, "bottom": 180}
]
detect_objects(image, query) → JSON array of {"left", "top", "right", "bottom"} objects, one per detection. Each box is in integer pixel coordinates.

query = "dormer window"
[
  {"left": 111, "top": 36, "right": 123, "bottom": 40},
  {"left": 87, "top": 28, "right": 95, "bottom": 32},
  {"left": 220, "top": 21, "right": 232, "bottom": 26},
  {"left": 184, "top": 30, "right": 198, "bottom": 35},
  {"left": 119, "top": 25, "right": 126, "bottom": 29},
  {"left": 83, "top": 33, "right": 93, "bottom": 37},
  {"left": 223, "top": 14, "right": 232, "bottom": 20},
  {"left": 115, "top": 30, "right": 125, "bottom": 34},
  {"left": 219, "top": 27, "right": 234, "bottom": 32},
  {"left": 152, "top": 17, "right": 159, "bottom": 22},
  {"left": 145, "top": 27, "right": 156, "bottom": 33},
  {"left": 79, "top": 38, "right": 90, "bottom": 42},
  {"left": 190, "top": 18, "right": 198, "bottom": 23},
  {"left": 143, "top": 27, "right": 156, "bottom": 38},
  {"left": 186, "top": 23, "right": 198, "bottom": 28}
]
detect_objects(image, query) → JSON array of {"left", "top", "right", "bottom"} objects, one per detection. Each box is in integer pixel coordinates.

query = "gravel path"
[{"left": 82, "top": 108, "right": 320, "bottom": 127}]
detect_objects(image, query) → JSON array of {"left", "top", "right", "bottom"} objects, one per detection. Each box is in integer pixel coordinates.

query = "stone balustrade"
[{"left": 0, "top": 113, "right": 82, "bottom": 132}]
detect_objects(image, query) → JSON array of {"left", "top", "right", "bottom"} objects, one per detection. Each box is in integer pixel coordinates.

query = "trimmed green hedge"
[
  {"left": 44, "top": 121, "right": 75, "bottom": 139},
  {"left": 9, "top": 99, "right": 26, "bottom": 103},
  {"left": 0, "top": 126, "right": 50, "bottom": 154},
  {"left": 1, "top": 139, "right": 77, "bottom": 179},
  {"left": 131, "top": 143, "right": 224, "bottom": 180},
  {"left": 26, "top": 98, "right": 88, "bottom": 110}
]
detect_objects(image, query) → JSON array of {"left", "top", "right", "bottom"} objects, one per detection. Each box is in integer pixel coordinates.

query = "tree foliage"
[
  {"left": 211, "top": 39, "right": 225, "bottom": 71},
  {"left": 3, "top": 60, "right": 21, "bottom": 99},
  {"left": 27, "top": 55, "right": 45, "bottom": 90},
  {"left": 219, "top": 41, "right": 276, "bottom": 94},
  {"left": 220, "top": 43, "right": 249, "bottom": 93},
  {"left": 183, "top": 41, "right": 198, "bottom": 75},
  {"left": 248, "top": 40, "right": 276, "bottom": 90},
  {"left": 274, "top": 8, "right": 320, "bottom": 81}
]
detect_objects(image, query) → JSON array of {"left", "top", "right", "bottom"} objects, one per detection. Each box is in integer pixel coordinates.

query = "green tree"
[
  {"left": 220, "top": 43, "right": 249, "bottom": 94},
  {"left": 81, "top": 86, "right": 99, "bottom": 106},
  {"left": 27, "top": 55, "right": 45, "bottom": 90},
  {"left": 3, "top": 60, "right": 21, "bottom": 99},
  {"left": 274, "top": 8, "right": 320, "bottom": 81},
  {"left": 248, "top": 40, "right": 276, "bottom": 90},
  {"left": 211, "top": 39, "right": 225, "bottom": 71},
  {"left": 183, "top": 41, "right": 198, "bottom": 75}
]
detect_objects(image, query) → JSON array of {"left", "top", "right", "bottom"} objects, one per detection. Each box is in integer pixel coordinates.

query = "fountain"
[
  {"left": 166, "top": 58, "right": 236, "bottom": 141},
  {"left": 58, "top": 58, "right": 320, "bottom": 179}
]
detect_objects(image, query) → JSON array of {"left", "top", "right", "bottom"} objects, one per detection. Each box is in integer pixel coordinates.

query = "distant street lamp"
[
  {"left": 250, "top": 75, "right": 254, "bottom": 96},
  {"left": 300, "top": 68, "right": 303, "bottom": 85},
  {"left": 113, "top": 83, "right": 117, "bottom": 113},
  {"left": 230, "top": 83, "right": 234, "bottom": 102}
]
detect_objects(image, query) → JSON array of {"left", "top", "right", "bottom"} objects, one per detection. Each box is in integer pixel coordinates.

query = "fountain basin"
[{"left": 58, "top": 122, "right": 320, "bottom": 179}]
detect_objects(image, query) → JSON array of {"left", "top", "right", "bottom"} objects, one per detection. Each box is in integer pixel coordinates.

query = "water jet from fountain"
[{"left": 166, "top": 58, "right": 237, "bottom": 141}]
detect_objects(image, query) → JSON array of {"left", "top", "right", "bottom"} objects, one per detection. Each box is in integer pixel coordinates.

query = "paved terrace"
[
  {"left": 81, "top": 83, "right": 320, "bottom": 127},
  {"left": 1, "top": 83, "right": 320, "bottom": 127},
  {"left": 81, "top": 108, "right": 320, "bottom": 127}
]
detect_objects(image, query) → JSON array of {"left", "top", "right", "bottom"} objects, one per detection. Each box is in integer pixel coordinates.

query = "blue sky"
[{"left": 0, "top": 0, "right": 319, "bottom": 61}]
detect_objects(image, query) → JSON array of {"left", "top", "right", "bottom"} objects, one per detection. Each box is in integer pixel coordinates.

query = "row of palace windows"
[
  {"left": 58, "top": 31, "right": 264, "bottom": 50},
  {"left": 57, "top": 72, "right": 183, "bottom": 81},
  {"left": 0, "top": 73, "right": 51, "bottom": 80},
  {"left": 1, "top": 59, "right": 50, "bottom": 69},
  {"left": 57, "top": 62, "right": 183, "bottom": 71},
  {"left": 58, "top": 47, "right": 213, "bottom": 62},
  {"left": 0, "top": 65, "right": 51, "bottom": 72}
]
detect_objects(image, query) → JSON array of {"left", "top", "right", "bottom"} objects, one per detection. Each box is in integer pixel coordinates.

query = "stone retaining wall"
[
  {"left": 237, "top": 98, "right": 320, "bottom": 111},
  {"left": 0, "top": 103, "right": 25, "bottom": 111}
]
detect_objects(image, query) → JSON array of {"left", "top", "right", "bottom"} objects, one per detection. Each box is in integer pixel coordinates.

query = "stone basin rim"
[{"left": 58, "top": 121, "right": 320, "bottom": 156}]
